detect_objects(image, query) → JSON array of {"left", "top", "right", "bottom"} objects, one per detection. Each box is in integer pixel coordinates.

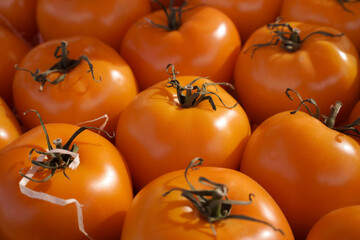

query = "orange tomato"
[
  {"left": 306, "top": 205, "right": 360, "bottom": 240},
  {"left": 240, "top": 110, "right": 360, "bottom": 239},
  {"left": 115, "top": 72, "right": 251, "bottom": 191},
  {"left": 121, "top": 160, "right": 294, "bottom": 239},
  {"left": 0, "top": 97, "right": 21, "bottom": 150},
  {"left": 0, "top": 0, "right": 38, "bottom": 45},
  {"left": 281, "top": 0, "right": 360, "bottom": 53},
  {"left": 120, "top": 4, "right": 241, "bottom": 90},
  {"left": 13, "top": 36, "right": 138, "bottom": 134},
  {"left": 0, "top": 122, "right": 133, "bottom": 239},
  {"left": 234, "top": 21, "right": 360, "bottom": 125},
  {"left": 0, "top": 24, "right": 30, "bottom": 107},
  {"left": 36, "top": 0, "right": 151, "bottom": 49}
]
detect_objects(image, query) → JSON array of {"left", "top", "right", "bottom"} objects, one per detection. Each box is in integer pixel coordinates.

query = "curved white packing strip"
[
  {"left": 19, "top": 148, "right": 93, "bottom": 240},
  {"left": 76, "top": 114, "right": 109, "bottom": 132}
]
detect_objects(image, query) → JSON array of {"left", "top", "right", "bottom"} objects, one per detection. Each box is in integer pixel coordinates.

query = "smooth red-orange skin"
[
  {"left": 120, "top": 6, "right": 241, "bottom": 90},
  {"left": 0, "top": 0, "right": 38, "bottom": 45},
  {"left": 13, "top": 36, "right": 138, "bottom": 134},
  {"left": 240, "top": 111, "right": 360, "bottom": 239},
  {"left": 121, "top": 167, "right": 294, "bottom": 240},
  {"left": 306, "top": 205, "right": 360, "bottom": 240},
  {"left": 234, "top": 21, "right": 360, "bottom": 125},
  {"left": 0, "top": 123, "right": 133, "bottom": 240},
  {"left": 0, "top": 97, "right": 21, "bottom": 150},
  {"left": 0, "top": 25, "right": 30, "bottom": 107},
  {"left": 188, "top": 0, "right": 284, "bottom": 43},
  {"left": 115, "top": 76, "right": 251, "bottom": 191},
  {"left": 281, "top": 0, "right": 360, "bottom": 53},
  {"left": 36, "top": 0, "right": 151, "bottom": 49}
]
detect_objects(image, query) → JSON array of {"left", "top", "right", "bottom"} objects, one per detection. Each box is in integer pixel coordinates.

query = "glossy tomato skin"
[
  {"left": 121, "top": 166, "right": 294, "bottom": 240},
  {"left": 240, "top": 111, "right": 360, "bottom": 239},
  {"left": 234, "top": 21, "right": 360, "bottom": 125},
  {"left": 188, "top": 0, "right": 284, "bottom": 43},
  {"left": 306, "top": 205, "right": 360, "bottom": 240},
  {"left": 0, "top": 0, "right": 38, "bottom": 45},
  {"left": 120, "top": 6, "right": 241, "bottom": 90},
  {"left": 281, "top": 0, "right": 360, "bottom": 53},
  {"left": 36, "top": 0, "right": 151, "bottom": 49},
  {"left": 0, "top": 25, "right": 30, "bottom": 107},
  {"left": 115, "top": 76, "right": 251, "bottom": 191},
  {"left": 0, "top": 97, "right": 21, "bottom": 150},
  {"left": 13, "top": 36, "right": 138, "bottom": 134},
  {"left": 0, "top": 123, "right": 133, "bottom": 240}
]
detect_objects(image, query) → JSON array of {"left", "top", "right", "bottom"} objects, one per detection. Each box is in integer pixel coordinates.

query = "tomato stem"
[
  {"left": 15, "top": 41, "right": 101, "bottom": 91},
  {"left": 246, "top": 18, "right": 344, "bottom": 58},
  {"left": 336, "top": 0, "right": 359, "bottom": 14},
  {"left": 163, "top": 157, "right": 285, "bottom": 236},
  {"left": 19, "top": 110, "right": 114, "bottom": 182},
  {"left": 165, "top": 64, "right": 238, "bottom": 110}
]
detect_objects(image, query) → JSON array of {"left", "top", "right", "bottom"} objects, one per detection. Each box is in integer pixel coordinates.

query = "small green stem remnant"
[
  {"left": 165, "top": 64, "right": 238, "bottom": 110},
  {"left": 336, "top": 0, "right": 360, "bottom": 14},
  {"left": 246, "top": 18, "right": 344, "bottom": 58},
  {"left": 15, "top": 41, "right": 101, "bottom": 91},
  {"left": 19, "top": 110, "right": 114, "bottom": 182},
  {"left": 163, "top": 157, "right": 285, "bottom": 236},
  {"left": 286, "top": 88, "right": 360, "bottom": 135}
]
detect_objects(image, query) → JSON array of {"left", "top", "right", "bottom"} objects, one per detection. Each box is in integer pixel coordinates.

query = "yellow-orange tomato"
[
  {"left": 116, "top": 75, "right": 251, "bottom": 190},
  {"left": 234, "top": 21, "right": 360, "bottom": 125},
  {"left": 120, "top": 5, "right": 241, "bottom": 90},
  {"left": 306, "top": 205, "right": 360, "bottom": 240},
  {"left": 13, "top": 36, "right": 138, "bottom": 134},
  {"left": 0, "top": 0, "right": 38, "bottom": 45},
  {"left": 121, "top": 164, "right": 294, "bottom": 239},
  {"left": 281, "top": 0, "right": 360, "bottom": 53},
  {"left": 0, "top": 24, "right": 30, "bottom": 107},
  {"left": 0, "top": 97, "right": 21, "bottom": 150},
  {"left": 36, "top": 0, "right": 151, "bottom": 49},
  {"left": 0, "top": 123, "right": 133, "bottom": 239}
]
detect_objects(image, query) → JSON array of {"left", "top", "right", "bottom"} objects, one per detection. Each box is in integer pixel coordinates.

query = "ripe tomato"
[
  {"left": 0, "top": 97, "right": 21, "bottom": 150},
  {"left": 13, "top": 36, "right": 138, "bottom": 134},
  {"left": 281, "top": 0, "right": 360, "bottom": 53},
  {"left": 120, "top": 4, "right": 241, "bottom": 90},
  {"left": 306, "top": 205, "right": 360, "bottom": 240},
  {"left": 115, "top": 70, "right": 251, "bottom": 191},
  {"left": 121, "top": 159, "right": 294, "bottom": 239},
  {"left": 188, "top": 0, "right": 284, "bottom": 43},
  {"left": 36, "top": 0, "right": 151, "bottom": 49},
  {"left": 0, "top": 0, "right": 38, "bottom": 45},
  {"left": 239, "top": 108, "right": 360, "bottom": 239},
  {"left": 0, "top": 24, "right": 30, "bottom": 107},
  {"left": 234, "top": 21, "right": 360, "bottom": 125},
  {"left": 0, "top": 122, "right": 133, "bottom": 239}
]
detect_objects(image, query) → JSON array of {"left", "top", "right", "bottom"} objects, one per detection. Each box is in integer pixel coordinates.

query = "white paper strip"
[{"left": 19, "top": 148, "right": 93, "bottom": 240}]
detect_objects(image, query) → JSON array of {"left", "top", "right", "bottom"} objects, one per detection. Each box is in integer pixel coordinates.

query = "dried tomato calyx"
[
  {"left": 19, "top": 110, "right": 113, "bottom": 182},
  {"left": 246, "top": 19, "right": 344, "bottom": 58},
  {"left": 286, "top": 88, "right": 360, "bottom": 135},
  {"left": 15, "top": 41, "right": 101, "bottom": 91},
  {"left": 165, "top": 64, "right": 238, "bottom": 110},
  {"left": 337, "top": 0, "right": 359, "bottom": 14},
  {"left": 163, "top": 158, "right": 285, "bottom": 236}
]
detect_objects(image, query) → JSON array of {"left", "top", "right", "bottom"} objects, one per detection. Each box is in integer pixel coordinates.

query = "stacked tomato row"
[{"left": 0, "top": 1, "right": 360, "bottom": 239}]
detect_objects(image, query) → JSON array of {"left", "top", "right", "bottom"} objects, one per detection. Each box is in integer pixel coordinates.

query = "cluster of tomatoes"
[{"left": 0, "top": 0, "right": 360, "bottom": 239}]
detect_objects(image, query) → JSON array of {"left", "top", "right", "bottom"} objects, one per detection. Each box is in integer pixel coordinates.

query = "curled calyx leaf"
[
  {"left": 336, "top": 0, "right": 359, "bottom": 14},
  {"left": 15, "top": 41, "right": 101, "bottom": 91},
  {"left": 245, "top": 17, "right": 344, "bottom": 58},
  {"left": 147, "top": 0, "right": 200, "bottom": 31},
  {"left": 19, "top": 110, "right": 114, "bottom": 182},
  {"left": 286, "top": 88, "right": 360, "bottom": 136},
  {"left": 163, "top": 157, "right": 285, "bottom": 236},
  {"left": 165, "top": 64, "right": 238, "bottom": 110}
]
